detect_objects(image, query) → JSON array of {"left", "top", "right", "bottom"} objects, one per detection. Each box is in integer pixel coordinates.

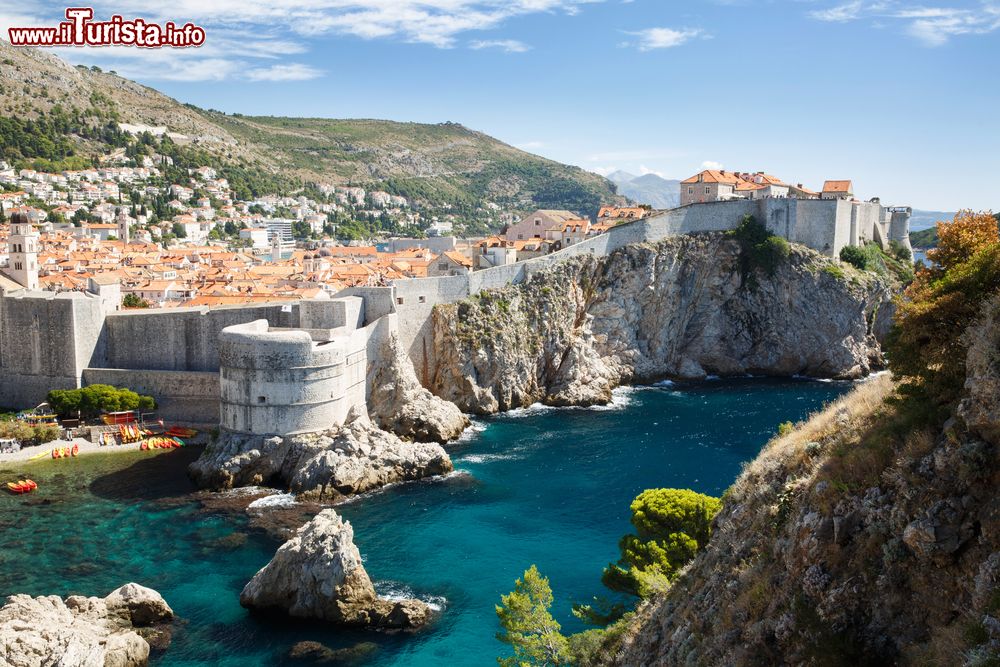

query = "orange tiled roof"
[{"left": 822, "top": 180, "right": 853, "bottom": 193}]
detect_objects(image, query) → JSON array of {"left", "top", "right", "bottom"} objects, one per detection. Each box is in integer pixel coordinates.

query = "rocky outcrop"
[
  {"left": 241, "top": 509, "right": 429, "bottom": 629},
  {"left": 367, "top": 330, "right": 468, "bottom": 442},
  {"left": 960, "top": 295, "right": 1000, "bottom": 446},
  {"left": 0, "top": 583, "right": 173, "bottom": 667},
  {"left": 431, "top": 234, "right": 896, "bottom": 414},
  {"left": 189, "top": 410, "right": 452, "bottom": 501},
  {"left": 612, "top": 303, "right": 1000, "bottom": 667}
]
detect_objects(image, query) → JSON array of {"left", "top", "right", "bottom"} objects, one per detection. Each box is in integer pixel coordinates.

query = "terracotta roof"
[
  {"left": 822, "top": 180, "right": 853, "bottom": 193},
  {"left": 681, "top": 170, "right": 741, "bottom": 185},
  {"left": 441, "top": 251, "right": 472, "bottom": 267}
]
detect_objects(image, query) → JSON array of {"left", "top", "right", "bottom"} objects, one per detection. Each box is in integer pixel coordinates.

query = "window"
[
  {"left": 687, "top": 187, "right": 693, "bottom": 194},
  {"left": 438, "top": 263, "right": 448, "bottom": 271},
  {"left": 257, "top": 396, "right": 266, "bottom": 404},
  {"left": 534, "top": 219, "right": 541, "bottom": 226},
  {"left": 396, "top": 297, "right": 404, "bottom": 305},
  {"left": 14, "top": 262, "right": 21, "bottom": 271},
  {"left": 705, "top": 187, "right": 711, "bottom": 195},
  {"left": 418, "top": 296, "right": 426, "bottom": 304}
]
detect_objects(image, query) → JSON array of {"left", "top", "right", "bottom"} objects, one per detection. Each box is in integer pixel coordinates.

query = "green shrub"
[
  {"left": 601, "top": 488, "right": 721, "bottom": 598},
  {"left": 730, "top": 215, "right": 791, "bottom": 277},
  {"left": 839, "top": 244, "right": 870, "bottom": 270},
  {"left": 47, "top": 385, "right": 156, "bottom": 419}
]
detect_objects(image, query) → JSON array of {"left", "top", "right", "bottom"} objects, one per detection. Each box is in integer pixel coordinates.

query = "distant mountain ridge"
[
  {"left": 0, "top": 40, "right": 621, "bottom": 218},
  {"left": 607, "top": 171, "right": 681, "bottom": 209}
]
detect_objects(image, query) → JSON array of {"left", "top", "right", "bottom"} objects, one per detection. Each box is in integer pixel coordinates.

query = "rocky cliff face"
[
  {"left": 0, "top": 583, "right": 173, "bottom": 667},
  {"left": 189, "top": 410, "right": 453, "bottom": 502},
  {"left": 611, "top": 297, "right": 1000, "bottom": 666},
  {"left": 367, "top": 330, "right": 469, "bottom": 442},
  {"left": 431, "top": 233, "right": 896, "bottom": 414},
  {"left": 241, "top": 510, "right": 429, "bottom": 629}
]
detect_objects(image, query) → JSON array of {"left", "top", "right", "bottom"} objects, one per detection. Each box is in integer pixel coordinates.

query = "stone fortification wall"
[
  {"left": 104, "top": 303, "right": 300, "bottom": 372},
  {"left": 0, "top": 290, "right": 106, "bottom": 408}
]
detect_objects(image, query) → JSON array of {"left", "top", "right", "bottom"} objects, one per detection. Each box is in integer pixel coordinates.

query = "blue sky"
[{"left": 2, "top": 1, "right": 999, "bottom": 210}]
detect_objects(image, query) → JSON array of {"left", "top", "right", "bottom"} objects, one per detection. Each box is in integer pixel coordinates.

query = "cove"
[{"left": 0, "top": 378, "right": 849, "bottom": 666}]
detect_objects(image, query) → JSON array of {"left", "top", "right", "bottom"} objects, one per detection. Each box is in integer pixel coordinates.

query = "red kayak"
[{"left": 6, "top": 479, "right": 37, "bottom": 494}]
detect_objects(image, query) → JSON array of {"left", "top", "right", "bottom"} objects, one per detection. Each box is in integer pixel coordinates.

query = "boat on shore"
[{"left": 6, "top": 479, "right": 37, "bottom": 494}]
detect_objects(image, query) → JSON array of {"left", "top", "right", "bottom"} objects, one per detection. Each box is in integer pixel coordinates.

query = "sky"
[{"left": 1, "top": 1, "right": 999, "bottom": 211}]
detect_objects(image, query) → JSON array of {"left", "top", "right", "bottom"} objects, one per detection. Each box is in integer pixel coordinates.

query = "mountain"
[
  {"left": 0, "top": 41, "right": 621, "bottom": 217},
  {"left": 606, "top": 170, "right": 681, "bottom": 209}
]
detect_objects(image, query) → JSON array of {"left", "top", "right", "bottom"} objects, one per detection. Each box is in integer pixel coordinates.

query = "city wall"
[{"left": 0, "top": 197, "right": 909, "bottom": 424}]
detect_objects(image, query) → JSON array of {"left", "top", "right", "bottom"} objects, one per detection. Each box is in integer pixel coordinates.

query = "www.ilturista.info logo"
[{"left": 7, "top": 7, "right": 205, "bottom": 48}]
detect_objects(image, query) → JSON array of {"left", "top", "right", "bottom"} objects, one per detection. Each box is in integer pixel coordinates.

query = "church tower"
[
  {"left": 7, "top": 211, "right": 39, "bottom": 290},
  {"left": 116, "top": 208, "right": 131, "bottom": 244},
  {"left": 271, "top": 232, "right": 282, "bottom": 263}
]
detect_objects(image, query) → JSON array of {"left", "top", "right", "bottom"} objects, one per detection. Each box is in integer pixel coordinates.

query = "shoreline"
[{"left": 0, "top": 433, "right": 210, "bottom": 465}]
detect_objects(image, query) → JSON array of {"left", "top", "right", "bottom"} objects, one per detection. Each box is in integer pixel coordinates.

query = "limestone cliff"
[
  {"left": 610, "top": 297, "right": 1000, "bottom": 666},
  {"left": 367, "top": 330, "right": 469, "bottom": 443},
  {"left": 430, "top": 233, "right": 896, "bottom": 414}
]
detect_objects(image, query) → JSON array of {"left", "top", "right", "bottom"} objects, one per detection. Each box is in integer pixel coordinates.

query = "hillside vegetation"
[
  {"left": 910, "top": 212, "right": 1000, "bottom": 249},
  {"left": 0, "top": 40, "right": 620, "bottom": 218}
]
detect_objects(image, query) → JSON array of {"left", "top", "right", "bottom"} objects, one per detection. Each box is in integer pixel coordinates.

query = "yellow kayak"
[{"left": 27, "top": 450, "right": 50, "bottom": 461}]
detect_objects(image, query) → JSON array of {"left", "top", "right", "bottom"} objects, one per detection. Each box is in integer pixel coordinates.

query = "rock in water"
[
  {"left": 367, "top": 330, "right": 469, "bottom": 442},
  {"left": 240, "top": 510, "right": 430, "bottom": 629},
  {"left": 0, "top": 583, "right": 174, "bottom": 667},
  {"left": 189, "top": 409, "right": 453, "bottom": 501},
  {"left": 104, "top": 583, "right": 174, "bottom": 627}
]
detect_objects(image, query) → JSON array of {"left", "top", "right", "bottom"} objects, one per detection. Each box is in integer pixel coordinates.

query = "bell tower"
[
  {"left": 7, "top": 211, "right": 39, "bottom": 290},
  {"left": 116, "top": 208, "right": 130, "bottom": 244}
]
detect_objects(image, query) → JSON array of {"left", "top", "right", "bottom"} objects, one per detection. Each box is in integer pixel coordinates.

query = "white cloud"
[
  {"left": 91, "top": 0, "right": 602, "bottom": 48},
  {"left": 808, "top": 2, "right": 1000, "bottom": 46},
  {"left": 9, "top": 0, "right": 602, "bottom": 82},
  {"left": 701, "top": 160, "right": 724, "bottom": 170},
  {"left": 590, "top": 166, "right": 618, "bottom": 176},
  {"left": 470, "top": 39, "right": 531, "bottom": 52},
  {"left": 808, "top": 1, "right": 865, "bottom": 22},
  {"left": 624, "top": 27, "right": 704, "bottom": 51},
  {"left": 638, "top": 164, "right": 665, "bottom": 178},
  {"left": 246, "top": 63, "right": 323, "bottom": 81}
]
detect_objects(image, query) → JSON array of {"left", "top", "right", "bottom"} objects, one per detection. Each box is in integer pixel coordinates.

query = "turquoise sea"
[{"left": 0, "top": 378, "right": 849, "bottom": 666}]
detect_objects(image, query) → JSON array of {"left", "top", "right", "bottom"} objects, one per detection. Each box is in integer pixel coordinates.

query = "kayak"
[
  {"left": 28, "top": 450, "right": 49, "bottom": 461},
  {"left": 6, "top": 479, "right": 37, "bottom": 494},
  {"left": 71, "top": 444, "right": 79, "bottom": 457}
]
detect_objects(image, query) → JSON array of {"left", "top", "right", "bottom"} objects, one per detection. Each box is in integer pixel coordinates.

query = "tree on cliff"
[
  {"left": 602, "top": 488, "right": 721, "bottom": 598},
  {"left": 496, "top": 565, "right": 571, "bottom": 667},
  {"left": 888, "top": 209, "right": 1000, "bottom": 408}
]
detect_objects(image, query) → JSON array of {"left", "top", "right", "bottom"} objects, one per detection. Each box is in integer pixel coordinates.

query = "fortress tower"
[{"left": 6, "top": 212, "right": 39, "bottom": 291}]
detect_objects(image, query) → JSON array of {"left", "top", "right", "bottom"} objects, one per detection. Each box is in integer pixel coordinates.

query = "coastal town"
[{"left": 0, "top": 155, "right": 891, "bottom": 308}]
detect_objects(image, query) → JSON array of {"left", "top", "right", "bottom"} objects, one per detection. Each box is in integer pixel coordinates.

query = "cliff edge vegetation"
[{"left": 607, "top": 210, "right": 1000, "bottom": 666}]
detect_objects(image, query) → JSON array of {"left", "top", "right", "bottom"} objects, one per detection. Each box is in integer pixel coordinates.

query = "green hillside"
[{"left": 0, "top": 40, "right": 621, "bottom": 224}]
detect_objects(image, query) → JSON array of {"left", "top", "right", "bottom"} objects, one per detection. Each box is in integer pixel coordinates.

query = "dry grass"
[{"left": 726, "top": 373, "right": 896, "bottom": 504}]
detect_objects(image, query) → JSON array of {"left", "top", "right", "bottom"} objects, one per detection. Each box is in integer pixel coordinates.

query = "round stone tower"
[{"left": 218, "top": 320, "right": 349, "bottom": 436}]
